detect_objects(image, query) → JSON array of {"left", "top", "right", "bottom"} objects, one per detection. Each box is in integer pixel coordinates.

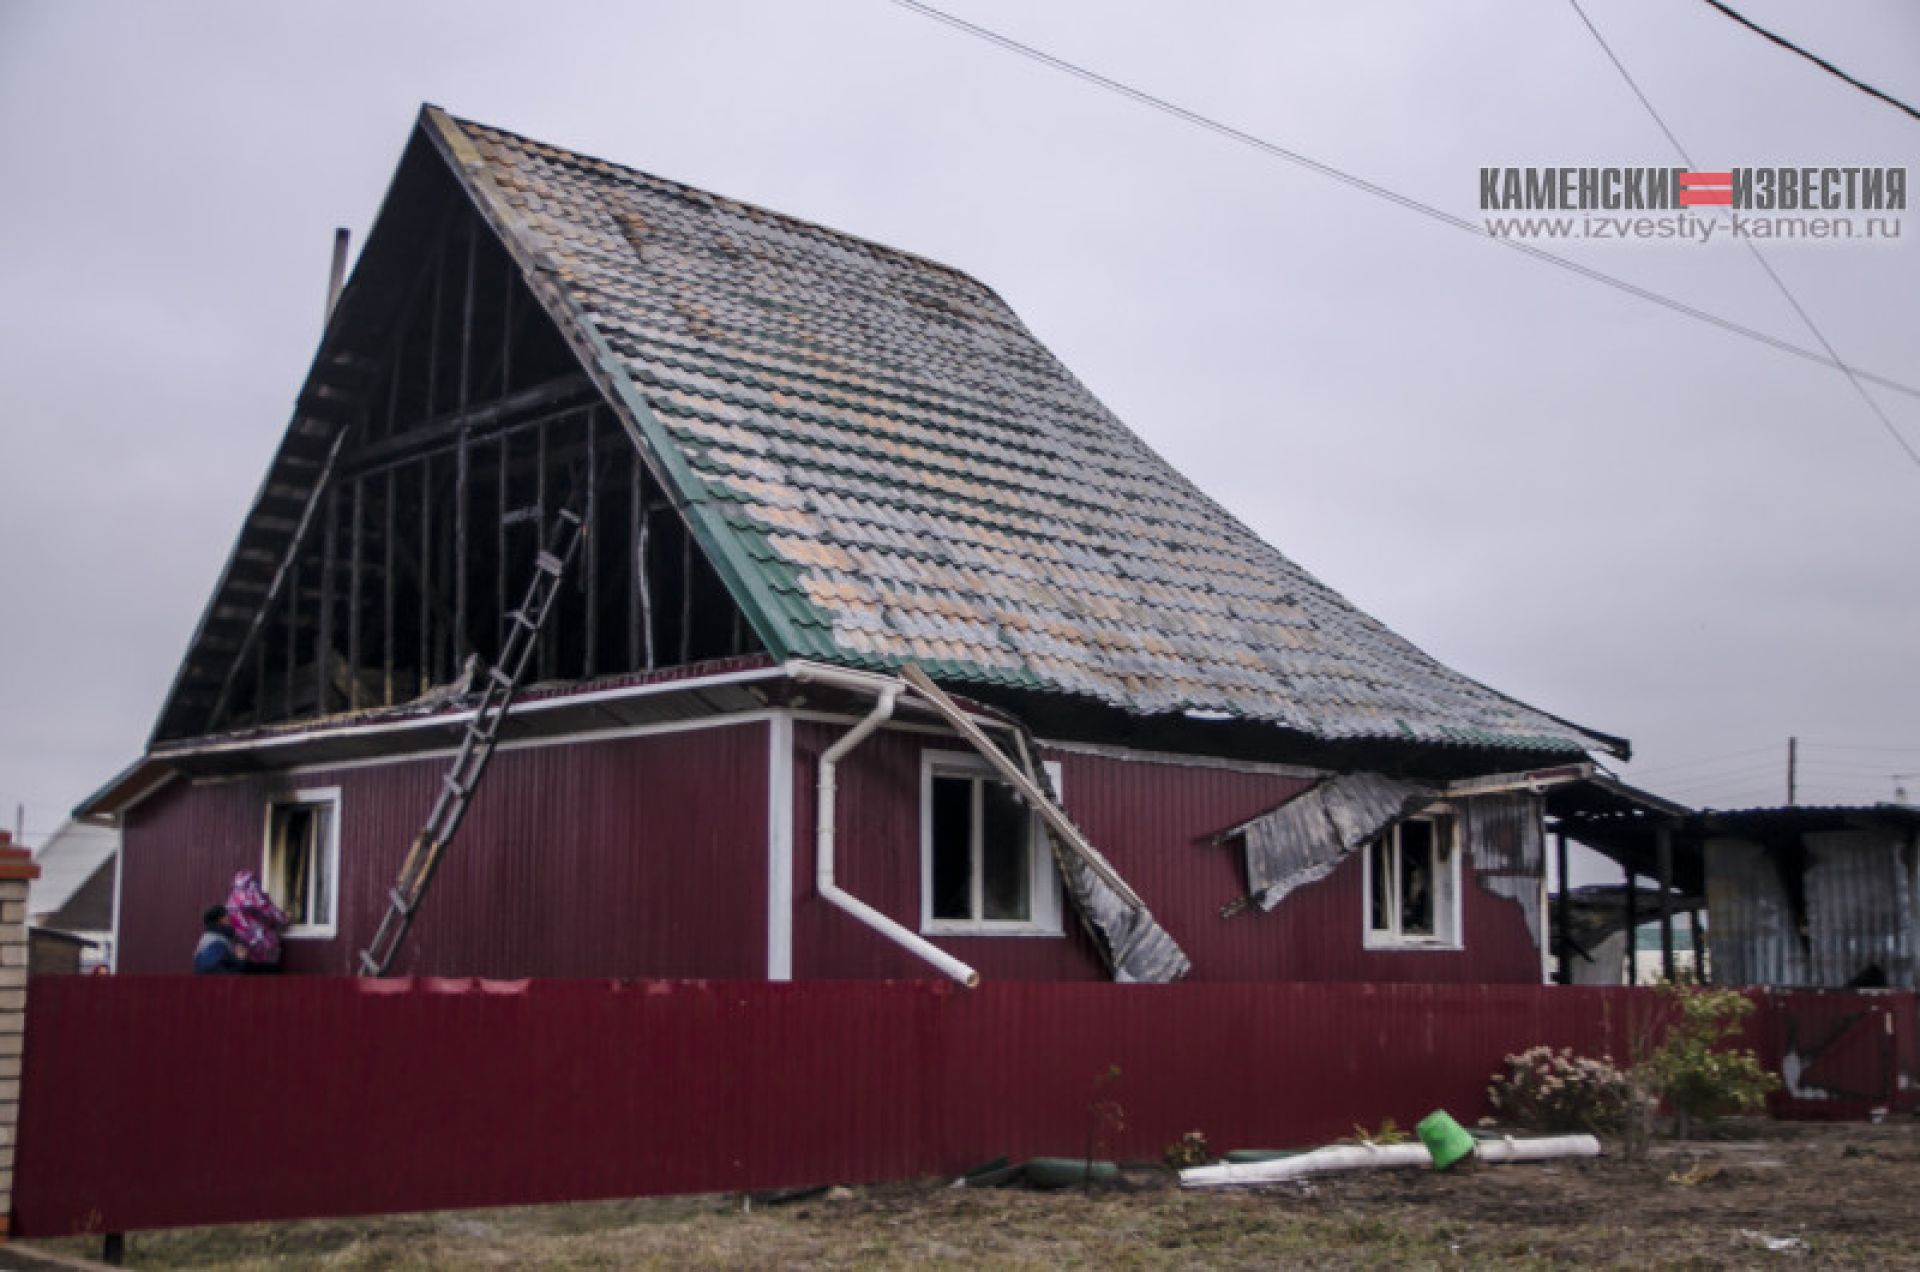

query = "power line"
[
  {"left": 1642, "top": 759, "right": 1782, "bottom": 783},
  {"left": 1699, "top": 0, "right": 1920, "bottom": 124},
  {"left": 1622, "top": 742, "right": 1781, "bottom": 776},
  {"left": 887, "top": 0, "right": 1920, "bottom": 405},
  {"left": 1652, "top": 771, "right": 1786, "bottom": 797},
  {"left": 1804, "top": 742, "right": 1920, "bottom": 755},
  {"left": 1570, "top": 0, "right": 1920, "bottom": 472},
  {"left": 1795, "top": 756, "right": 1919, "bottom": 772},
  {"left": 1627, "top": 759, "right": 1784, "bottom": 785}
]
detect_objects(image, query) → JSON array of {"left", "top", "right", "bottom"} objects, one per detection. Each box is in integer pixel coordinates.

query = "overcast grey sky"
[{"left": 1, "top": 1, "right": 1916, "bottom": 861}]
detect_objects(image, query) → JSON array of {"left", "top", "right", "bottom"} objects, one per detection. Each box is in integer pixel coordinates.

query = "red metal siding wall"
[
  {"left": 17, "top": 977, "right": 1904, "bottom": 1237},
  {"left": 794, "top": 724, "right": 1541, "bottom": 983},
  {"left": 120, "top": 721, "right": 769, "bottom": 979}
]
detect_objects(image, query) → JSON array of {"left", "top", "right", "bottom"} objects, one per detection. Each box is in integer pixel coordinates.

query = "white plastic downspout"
[
  {"left": 1178, "top": 1134, "right": 1601, "bottom": 1188},
  {"left": 814, "top": 682, "right": 980, "bottom": 988}
]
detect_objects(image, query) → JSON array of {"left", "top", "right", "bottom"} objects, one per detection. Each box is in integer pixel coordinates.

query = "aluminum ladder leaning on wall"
[{"left": 358, "top": 507, "right": 585, "bottom": 977}]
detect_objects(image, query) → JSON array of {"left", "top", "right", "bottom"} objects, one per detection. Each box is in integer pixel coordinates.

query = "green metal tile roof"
[{"left": 433, "top": 109, "right": 1620, "bottom": 758}]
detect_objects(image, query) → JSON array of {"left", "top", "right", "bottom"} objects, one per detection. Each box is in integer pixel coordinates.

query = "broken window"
[
  {"left": 263, "top": 790, "right": 340, "bottom": 936},
  {"left": 1366, "top": 813, "right": 1460, "bottom": 947},
  {"left": 922, "top": 753, "right": 1063, "bottom": 935}
]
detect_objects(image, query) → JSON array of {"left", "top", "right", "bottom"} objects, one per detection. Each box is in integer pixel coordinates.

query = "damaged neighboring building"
[
  {"left": 1703, "top": 805, "right": 1920, "bottom": 989},
  {"left": 84, "top": 107, "right": 1627, "bottom": 985}
]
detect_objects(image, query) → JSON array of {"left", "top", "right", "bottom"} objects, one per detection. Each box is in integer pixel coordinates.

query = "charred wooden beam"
[
  {"left": 205, "top": 425, "right": 354, "bottom": 732},
  {"left": 253, "top": 617, "right": 266, "bottom": 726},
  {"left": 283, "top": 561, "right": 300, "bottom": 719},
  {"left": 1657, "top": 825, "right": 1675, "bottom": 982},
  {"left": 454, "top": 427, "right": 470, "bottom": 661},
  {"left": 1623, "top": 866, "right": 1638, "bottom": 986},
  {"left": 315, "top": 485, "right": 339, "bottom": 714},
  {"left": 628, "top": 453, "right": 644, "bottom": 670},
  {"left": 459, "top": 225, "right": 477, "bottom": 413},
  {"left": 496, "top": 433, "right": 509, "bottom": 658},
  {"left": 418, "top": 458, "right": 433, "bottom": 692},
  {"left": 344, "top": 373, "right": 593, "bottom": 476},
  {"left": 426, "top": 238, "right": 444, "bottom": 419},
  {"left": 385, "top": 334, "right": 403, "bottom": 441},
  {"left": 1555, "top": 830, "right": 1571, "bottom": 986},
  {"left": 348, "top": 478, "right": 364, "bottom": 710},
  {"left": 500, "top": 254, "right": 515, "bottom": 396},
  {"left": 383, "top": 468, "right": 396, "bottom": 706},
  {"left": 584, "top": 407, "right": 598, "bottom": 677},
  {"left": 297, "top": 382, "right": 364, "bottom": 425},
  {"left": 371, "top": 225, "right": 447, "bottom": 446},
  {"left": 322, "top": 349, "right": 383, "bottom": 381},
  {"left": 537, "top": 418, "right": 555, "bottom": 681}
]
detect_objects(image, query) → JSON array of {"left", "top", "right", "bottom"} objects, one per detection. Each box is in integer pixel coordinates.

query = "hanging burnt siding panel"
[
  {"left": 1462, "top": 793, "right": 1548, "bottom": 954},
  {"left": 1226, "top": 773, "right": 1433, "bottom": 912},
  {"left": 160, "top": 167, "right": 760, "bottom": 745}
]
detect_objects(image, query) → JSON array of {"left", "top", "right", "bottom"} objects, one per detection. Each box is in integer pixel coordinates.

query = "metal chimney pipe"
[{"left": 325, "top": 227, "right": 350, "bottom": 323}]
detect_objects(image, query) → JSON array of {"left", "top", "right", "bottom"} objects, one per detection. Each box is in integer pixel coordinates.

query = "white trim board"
[
  {"left": 270, "top": 710, "right": 776, "bottom": 778},
  {"left": 765, "top": 711, "right": 794, "bottom": 981},
  {"left": 790, "top": 711, "right": 1328, "bottom": 782},
  {"left": 1035, "top": 738, "right": 1327, "bottom": 780},
  {"left": 153, "top": 664, "right": 788, "bottom": 765}
]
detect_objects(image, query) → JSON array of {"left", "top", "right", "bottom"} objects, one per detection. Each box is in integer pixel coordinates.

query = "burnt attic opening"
[{"left": 166, "top": 156, "right": 758, "bottom": 743}]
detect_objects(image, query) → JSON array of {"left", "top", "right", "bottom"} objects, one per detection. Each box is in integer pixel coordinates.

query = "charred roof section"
[{"left": 151, "top": 106, "right": 1625, "bottom": 763}]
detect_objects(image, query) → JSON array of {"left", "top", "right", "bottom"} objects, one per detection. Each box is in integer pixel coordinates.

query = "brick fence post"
[{"left": 0, "top": 830, "right": 40, "bottom": 1242}]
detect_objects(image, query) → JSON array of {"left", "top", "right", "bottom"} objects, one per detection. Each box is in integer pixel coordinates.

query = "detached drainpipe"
[{"left": 814, "top": 683, "right": 980, "bottom": 987}]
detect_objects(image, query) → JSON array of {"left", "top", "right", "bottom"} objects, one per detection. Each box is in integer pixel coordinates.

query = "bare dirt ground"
[{"left": 31, "top": 1120, "right": 1920, "bottom": 1269}]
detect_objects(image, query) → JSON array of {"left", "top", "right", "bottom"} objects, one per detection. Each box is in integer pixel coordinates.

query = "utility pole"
[{"left": 1787, "top": 736, "right": 1798, "bottom": 807}]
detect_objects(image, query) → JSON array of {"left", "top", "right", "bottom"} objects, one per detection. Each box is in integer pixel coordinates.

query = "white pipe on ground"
[
  {"left": 1181, "top": 1143, "right": 1429, "bottom": 1188},
  {"left": 813, "top": 682, "right": 979, "bottom": 988},
  {"left": 1470, "top": 1134, "right": 1601, "bottom": 1165},
  {"left": 1179, "top": 1134, "right": 1600, "bottom": 1188}
]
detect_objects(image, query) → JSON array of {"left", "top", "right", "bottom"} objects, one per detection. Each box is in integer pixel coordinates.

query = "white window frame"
[
  {"left": 919, "top": 750, "right": 1064, "bottom": 937},
  {"left": 261, "top": 787, "right": 341, "bottom": 940},
  {"left": 1362, "top": 808, "right": 1463, "bottom": 951}
]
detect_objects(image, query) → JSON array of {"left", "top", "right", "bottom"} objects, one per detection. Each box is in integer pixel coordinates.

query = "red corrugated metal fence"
[{"left": 13, "top": 978, "right": 1914, "bottom": 1237}]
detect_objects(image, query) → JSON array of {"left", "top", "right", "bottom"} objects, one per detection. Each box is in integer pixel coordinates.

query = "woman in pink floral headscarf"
[{"left": 225, "top": 870, "right": 290, "bottom": 973}]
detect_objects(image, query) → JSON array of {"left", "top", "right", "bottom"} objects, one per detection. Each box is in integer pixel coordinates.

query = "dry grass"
[{"left": 33, "top": 1120, "right": 1920, "bottom": 1269}]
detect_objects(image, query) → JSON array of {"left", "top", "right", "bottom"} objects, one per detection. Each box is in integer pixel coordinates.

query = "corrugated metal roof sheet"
[{"left": 431, "top": 109, "right": 1618, "bottom": 757}]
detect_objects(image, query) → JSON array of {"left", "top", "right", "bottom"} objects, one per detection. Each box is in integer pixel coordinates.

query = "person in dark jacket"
[{"left": 193, "top": 905, "right": 244, "bottom": 975}]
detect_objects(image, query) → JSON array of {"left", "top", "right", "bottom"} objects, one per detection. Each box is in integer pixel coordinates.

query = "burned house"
[
  {"left": 86, "top": 107, "right": 1627, "bottom": 985},
  {"left": 1702, "top": 805, "right": 1920, "bottom": 989}
]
